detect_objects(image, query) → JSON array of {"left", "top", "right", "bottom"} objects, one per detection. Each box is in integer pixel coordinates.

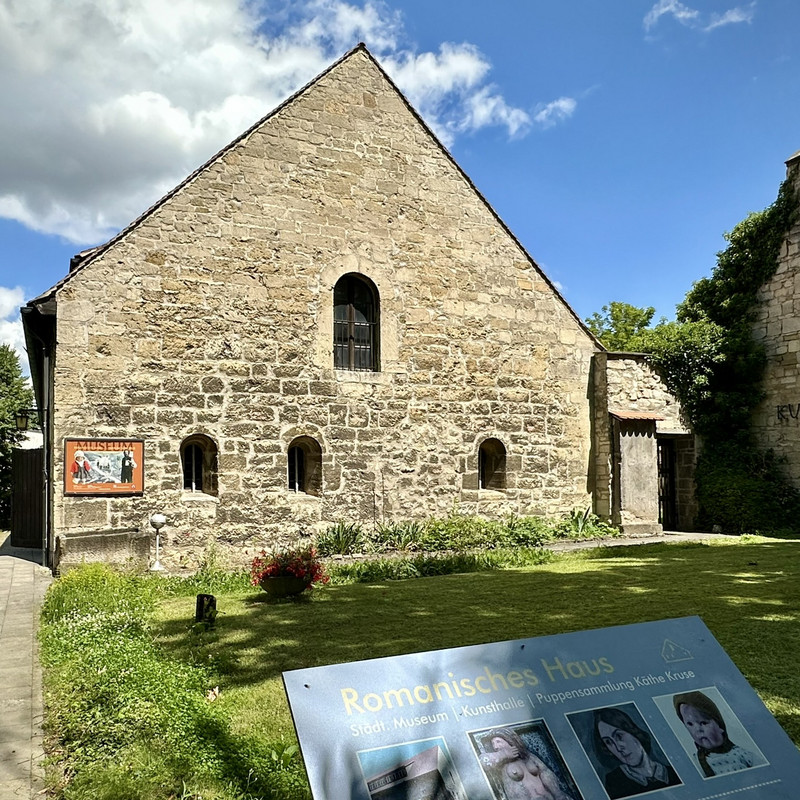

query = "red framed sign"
[{"left": 64, "top": 439, "right": 144, "bottom": 495}]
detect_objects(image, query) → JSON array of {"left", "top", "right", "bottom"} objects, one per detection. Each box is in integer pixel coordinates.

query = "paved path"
[
  {"left": 0, "top": 535, "right": 51, "bottom": 799},
  {"left": 544, "top": 529, "right": 725, "bottom": 553}
]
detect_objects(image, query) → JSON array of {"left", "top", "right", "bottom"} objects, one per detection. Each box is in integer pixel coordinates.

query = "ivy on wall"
[{"left": 629, "top": 172, "right": 800, "bottom": 532}]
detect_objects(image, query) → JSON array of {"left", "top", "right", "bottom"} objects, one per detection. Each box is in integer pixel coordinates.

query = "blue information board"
[{"left": 283, "top": 617, "right": 800, "bottom": 799}]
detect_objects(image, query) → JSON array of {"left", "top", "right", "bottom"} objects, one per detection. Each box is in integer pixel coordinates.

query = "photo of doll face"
[{"left": 678, "top": 703, "right": 726, "bottom": 750}]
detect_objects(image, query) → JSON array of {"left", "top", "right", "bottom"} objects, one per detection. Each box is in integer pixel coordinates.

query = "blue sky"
[{"left": 2, "top": 0, "right": 800, "bottom": 365}]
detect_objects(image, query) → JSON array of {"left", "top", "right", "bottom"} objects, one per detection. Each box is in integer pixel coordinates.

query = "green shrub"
[
  {"left": 315, "top": 520, "right": 366, "bottom": 555},
  {"left": 372, "top": 520, "right": 426, "bottom": 552},
  {"left": 419, "top": 512, "right": 492, "bottom": 550},
  {"left": 327, "top": 548, "right": 552, "bottom": 584},
  {"left": 317, "top": 511, "right": 616, "bottom": 557},
  {"left": 497, "top": 514, "right": 551, "bottom": 547},
  {"left": 554, "top": 508, "right": 619, "bottom": 540},
  {"left": 695, "top": 444, "right": 800, "bottom": 534}
]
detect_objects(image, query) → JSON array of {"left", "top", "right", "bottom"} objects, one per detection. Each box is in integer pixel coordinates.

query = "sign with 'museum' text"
[{"left": 283, "top": 617, "right": 800, "bottom": 799}]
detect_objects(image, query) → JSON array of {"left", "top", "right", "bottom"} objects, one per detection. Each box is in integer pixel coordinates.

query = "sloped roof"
[
  {"left": 26, "top": 43, "right": 603, "bottom": 347},
  {"left": 609, "top": 410, "right": 665, "bottom": 421}
]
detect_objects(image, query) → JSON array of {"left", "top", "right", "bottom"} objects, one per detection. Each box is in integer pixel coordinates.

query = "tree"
[
  {"left": 585, "top": 302, "right": 657, "bottom": 351},
  {"left": 0, "top": 345, "right": 34, "bottom": 528},
  {"left": 594, "top": 174, "right": 800, "bottom": 532}
]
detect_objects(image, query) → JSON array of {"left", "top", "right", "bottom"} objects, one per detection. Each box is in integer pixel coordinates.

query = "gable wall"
[{"left": 50, "top": 51, "right": 599, "bottom": 567}]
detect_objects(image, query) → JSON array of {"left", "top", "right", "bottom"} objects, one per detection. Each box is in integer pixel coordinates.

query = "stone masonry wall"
[
  {"left": 752, "top": 155, "right": 800, "bottom": 481},
  {"left": 593, "top": 352, "right": 694, "bottom": 531},
  {"left": 604, "top": 355, "right": 688, "bottom": 433},
  {"left": 50, "top": 50, "right": 599, "bottom": 569}
]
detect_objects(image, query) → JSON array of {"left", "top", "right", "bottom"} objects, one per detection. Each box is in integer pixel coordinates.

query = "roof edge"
[
  {"left": 28, "top": 42, "right": 603, "bottom": 348},
  {"left": 354, "top": 47, "right": 603, "bottom": 349},
  {"left": 29, "top": 43, "right": 371, "bottom": 304}
]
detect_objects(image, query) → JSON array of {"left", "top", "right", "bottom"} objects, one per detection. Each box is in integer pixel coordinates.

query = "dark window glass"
[
  {"left": 334, "top": 274, "right": 379, "bottom": 371},
  {"left": 180, "top": 436, "right": 218, "bottom": 495},
  {"left": 479, "top": 438, "right": 507, "bottom": 491}
]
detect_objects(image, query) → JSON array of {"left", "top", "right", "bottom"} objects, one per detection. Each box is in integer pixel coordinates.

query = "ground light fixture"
[{"left": 149, "top": 512, "right": 167, "bottom": 572}]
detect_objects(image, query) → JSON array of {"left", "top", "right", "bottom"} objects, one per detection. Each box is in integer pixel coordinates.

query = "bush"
[
  {"left": 695, "top": 444, "right": 800, "bottom": 534},
  {"left": 314, "top": 520, "right": 367, "bottom": 555},
  {"left": 327, "top": 548, "right": 553, "bottom": 584},
  {"left": 316, "top": 511, "right": 616, "bottom": 556},
  {"left": 371, "top": 520, "right": 426, "bottom": 552}
]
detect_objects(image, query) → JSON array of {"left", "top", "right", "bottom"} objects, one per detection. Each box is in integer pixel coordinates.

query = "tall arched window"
[
  {"left": 287, "top": 436, "right": 323, "bottom": 496},
  {"left": 180, "top": 434, "right": 218, "bottom": 495},
  {"left": 334, "top": 273, "right": 380, "bottom": 371},
  {"left": 479, "top": 438, "right": 507, "bottom": 491}
]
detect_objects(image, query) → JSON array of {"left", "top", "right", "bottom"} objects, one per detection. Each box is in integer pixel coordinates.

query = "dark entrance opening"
[
  {"left": 657, "top": 438, "right": 677, "bottom": 531},
  {"left": 11, "top": 448, "right": 44, "bottom": 549}
]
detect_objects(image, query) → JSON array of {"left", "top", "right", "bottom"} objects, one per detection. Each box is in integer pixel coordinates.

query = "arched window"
[
  {"left": 180, "top": 434, "right": 218, "bottom": 495},
  {"left": 334, "top": 273, "right": 380, "bottom": 371},
  {"left": 287, "top": 436, "right": 322, "bottom": 496},
  {"left": 479, "top": 438, "right": 506, "bottom": 491}
]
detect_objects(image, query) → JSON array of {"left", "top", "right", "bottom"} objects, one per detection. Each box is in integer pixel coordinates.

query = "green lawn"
[
  {"left": 153, "top": 539, "right": 800, "bottom": 749},
  {"left": 42, "top": 537, "right": 800, "bottom": 799}
]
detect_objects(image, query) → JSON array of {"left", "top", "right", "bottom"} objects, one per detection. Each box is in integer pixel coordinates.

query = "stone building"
[
  {"left": 21, "top": 45, "right": 695, "bottom": 571},
  {"left": 752, "top": 152, "right": 800, "bottom": 473}
]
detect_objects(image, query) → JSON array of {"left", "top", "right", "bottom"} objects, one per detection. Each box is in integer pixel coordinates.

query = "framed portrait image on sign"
[{"left": 64, "top": 439, "right": 144, "bottom": 496}]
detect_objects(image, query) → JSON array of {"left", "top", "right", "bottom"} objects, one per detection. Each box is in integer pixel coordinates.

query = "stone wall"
[
  {"left": 48, "top": 49, "right": 599, "bottom": 569},
  {"left": 593, "top": 352, "right": 695, "bottom": 532},
  {"left": 752, "top": 153, "right": 800, "bottom": 478},
  {"left": 604, "top": 354, "right": 687, "bottom": 433}
]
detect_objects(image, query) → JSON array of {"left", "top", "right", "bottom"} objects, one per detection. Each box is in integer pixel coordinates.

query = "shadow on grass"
[{"left": 153, "top": 539, "right": 800, "bottom": 742}]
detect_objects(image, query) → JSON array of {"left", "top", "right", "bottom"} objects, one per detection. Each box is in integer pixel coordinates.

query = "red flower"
[{"left": 250, "top": 545, "right": 330, "bottom": 587}]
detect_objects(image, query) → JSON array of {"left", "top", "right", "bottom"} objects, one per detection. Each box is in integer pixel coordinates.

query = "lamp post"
[
  {"left": 149, "top": 513, "right": 167, "bottom": 572},
  {"left": 14, "top": 408, "right": 41, "bottom": 431}
]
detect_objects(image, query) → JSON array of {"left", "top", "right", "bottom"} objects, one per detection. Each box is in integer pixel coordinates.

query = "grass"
[{"left": 40, "top": 536, "right": 800, "bottom": 798}]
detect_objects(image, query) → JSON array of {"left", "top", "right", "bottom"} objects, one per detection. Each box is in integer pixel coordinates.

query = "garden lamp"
[{"left": 149, "top": 513, "right": 167, "bottom": 572}]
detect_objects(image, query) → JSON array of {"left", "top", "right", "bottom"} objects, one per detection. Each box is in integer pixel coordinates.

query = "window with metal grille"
[
  {"left": 478, "top": 438, "right": 507, "bottom": 490},
  {"left": 287, "top": 436, "right": 322, "bottom": 496},
  {"left": 333, "top": 274, "right": 379, "bottom": 371},
  {"left": 180, "top": 435, "right": 218, "bottom": 495}
]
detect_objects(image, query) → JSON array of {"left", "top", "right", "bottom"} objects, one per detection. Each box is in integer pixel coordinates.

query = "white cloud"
[
  {"left": 705, "top": 5, "right": 756, "bottom": 31},
  {"left": 0, "top": 286, "right": 27, "bottom": 367},
  {"left": 533, "top": 97, "right": 577, "bottom": 130},
  {"left": 644, "top": 0, "right": 699, "bottom": 31},
  {"left": 0, "top": 0, "right": 555, "bottom": 246},
  {"left": 643, "top": 0, "right": 755, "bottom": 32},
  {"left": 461, "top": 87, "right": 532, "bottom": 138}
]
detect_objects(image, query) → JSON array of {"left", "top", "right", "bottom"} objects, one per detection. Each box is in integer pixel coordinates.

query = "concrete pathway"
[
  {"left": 544, "top": 529, "right": 725, "bottom": 553},
  {"left": 0, "top": 534, "right": 51, "bottom": 799}
]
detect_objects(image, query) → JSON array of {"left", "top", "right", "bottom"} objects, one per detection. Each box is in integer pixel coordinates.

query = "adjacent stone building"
[
  {"left": 752, "top": 152, "right": 800, "bottom": 474},
  {"left": 21, "top": 45, "right": 695, "bottom": 571}
]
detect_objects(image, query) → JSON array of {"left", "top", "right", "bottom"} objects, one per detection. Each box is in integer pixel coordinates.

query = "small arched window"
[
  {"left": 287, "top": 436, "right": 322, "bottom": 496},
  {"left": 479, "top": 438, "right": 507, "bottom": 491},
  {"left": 180, "top": 434, "right": 218, "bottom": 495},
  {"left": 334, "top": 273, "right": 380, "bottom": 371}
]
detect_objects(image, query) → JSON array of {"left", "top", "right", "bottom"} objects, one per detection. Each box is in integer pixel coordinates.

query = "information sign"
[{"left": 283, "top": 616, "right": 800, "bottom": 799}]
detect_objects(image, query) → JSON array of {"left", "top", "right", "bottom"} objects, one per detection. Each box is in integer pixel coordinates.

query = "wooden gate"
[{"left": 11, "top": 448, "right": 43, "bottom": 549}]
